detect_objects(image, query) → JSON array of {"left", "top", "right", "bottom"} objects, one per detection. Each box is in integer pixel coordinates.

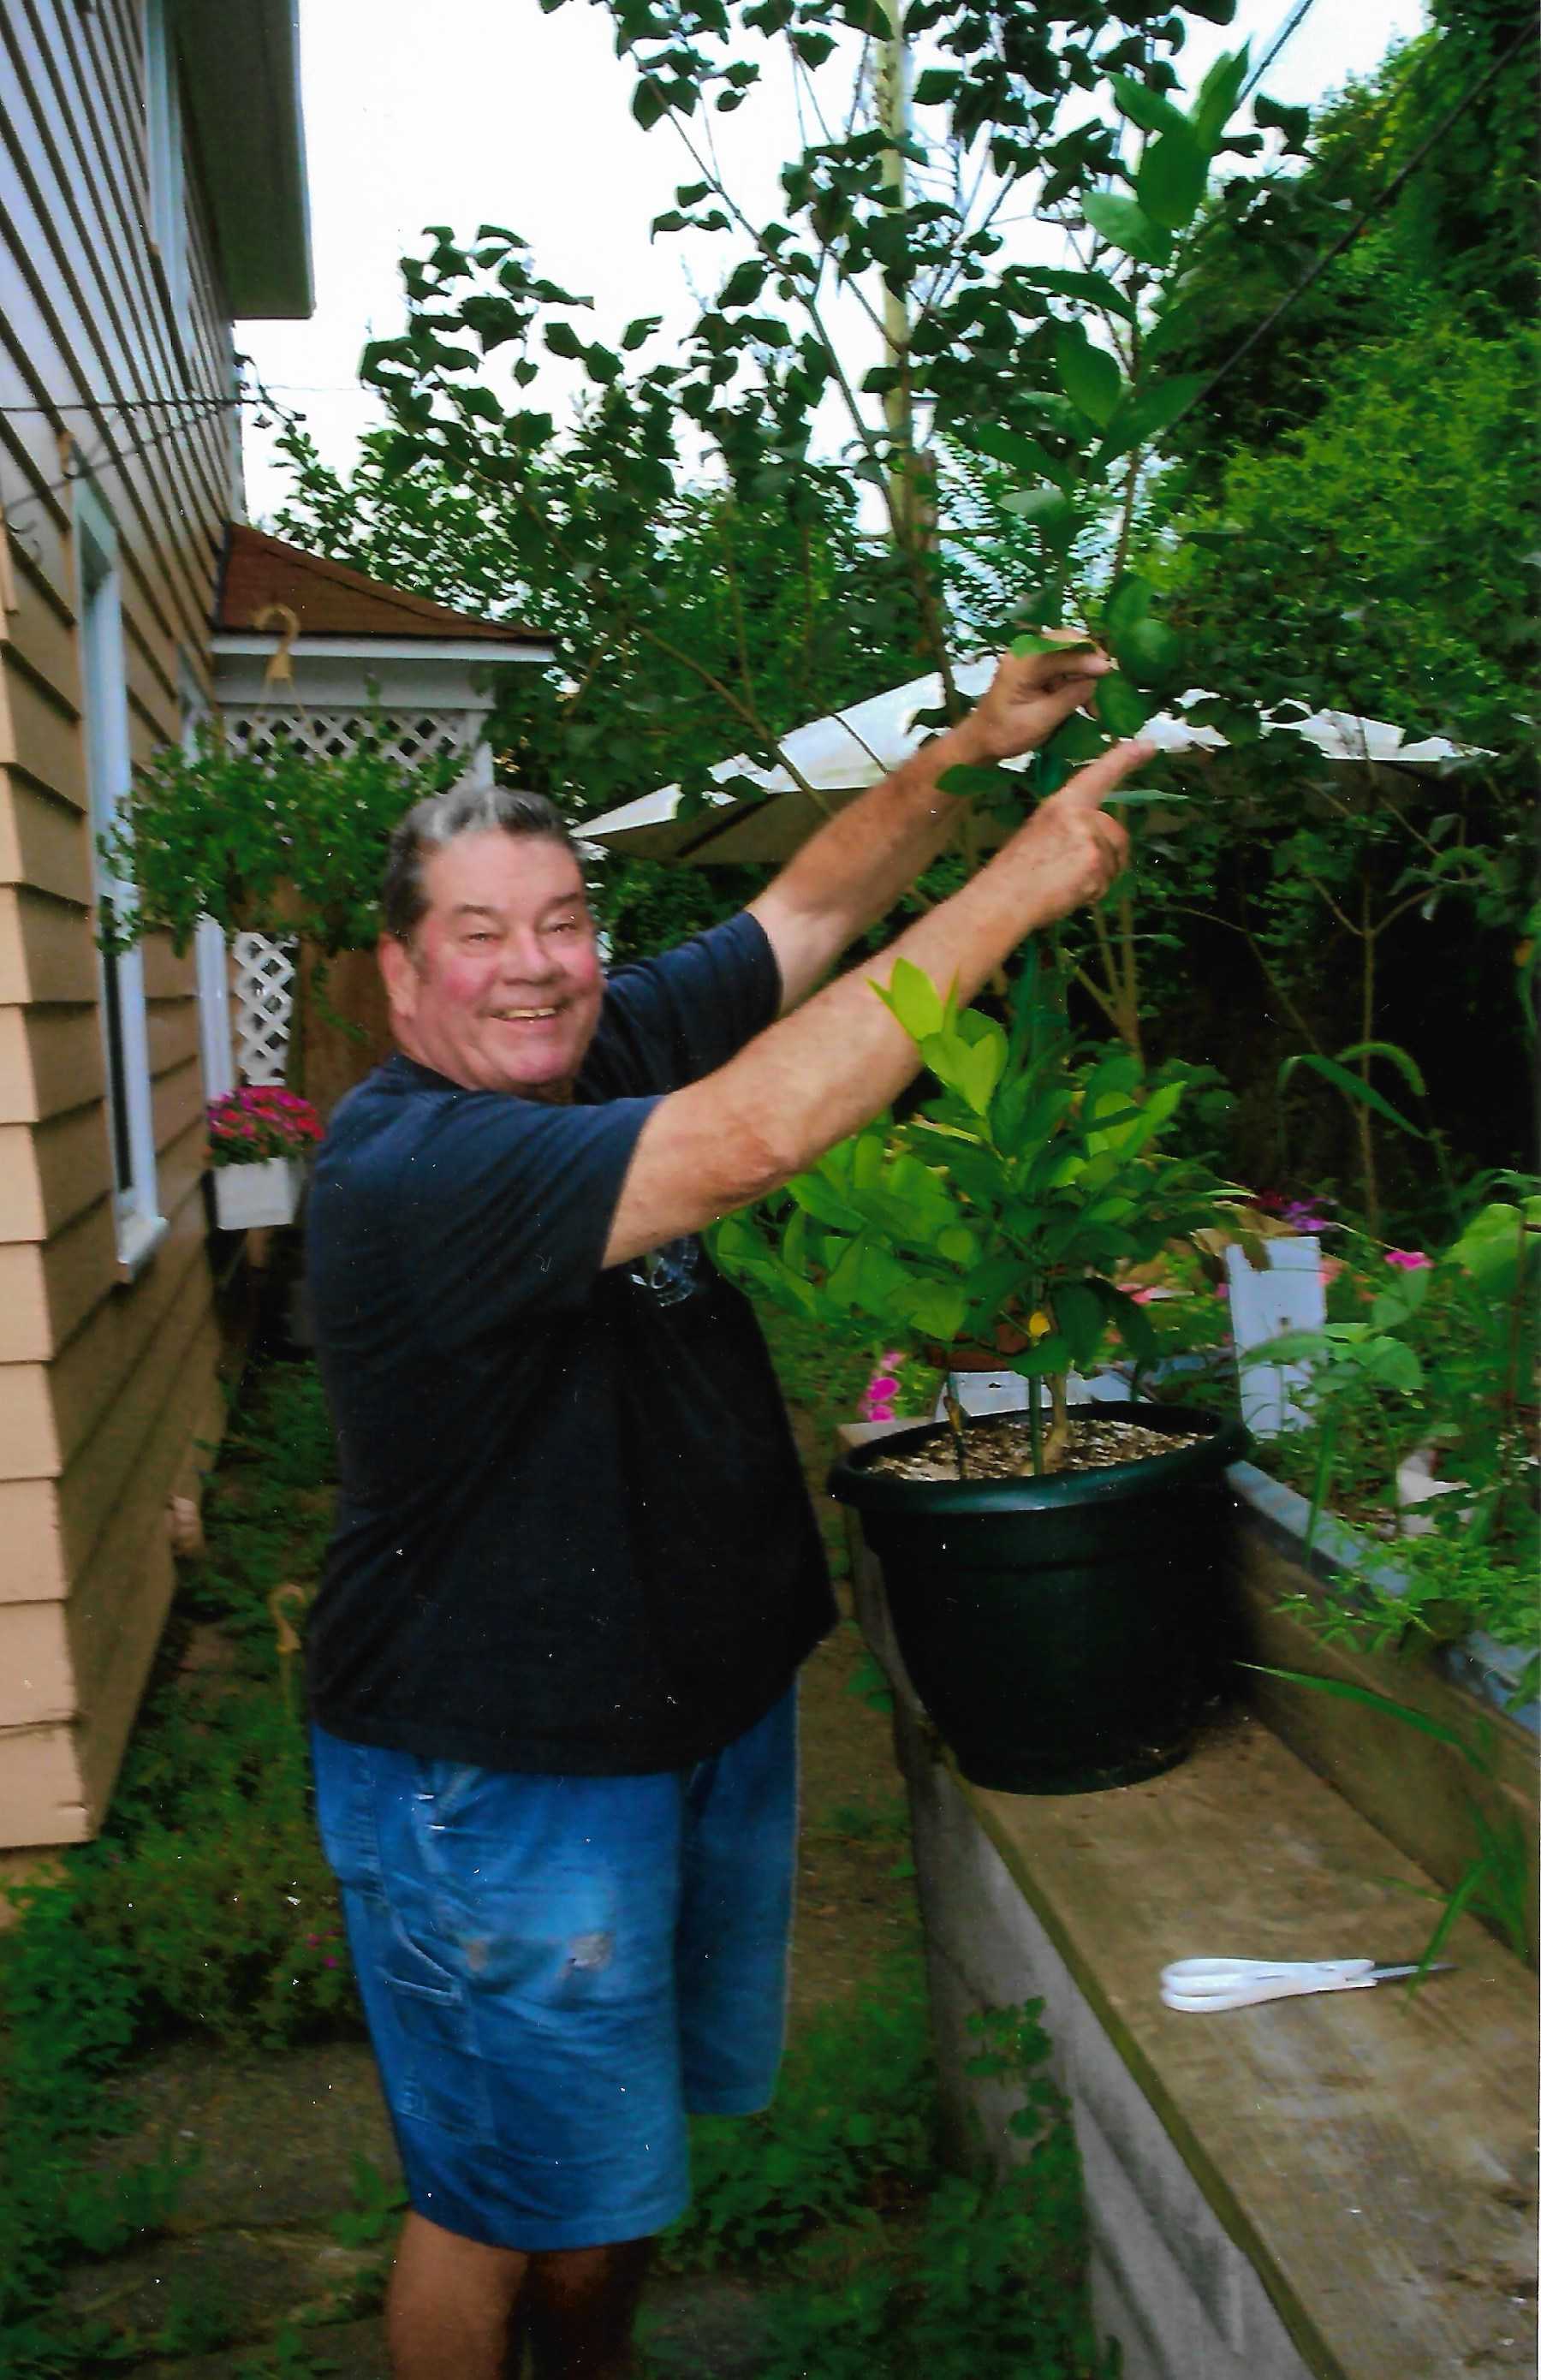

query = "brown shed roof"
[{"left": 215, "top": 525, "right": 546, "bottom": 646}]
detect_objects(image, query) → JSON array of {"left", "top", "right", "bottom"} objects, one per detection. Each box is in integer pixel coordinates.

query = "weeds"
[
  {"left": 0, "top": 1360, "right": 351, "bottom": 2371},
  {"left": 744, "top": 1996, "right": 1117, "bottom": 2380}
]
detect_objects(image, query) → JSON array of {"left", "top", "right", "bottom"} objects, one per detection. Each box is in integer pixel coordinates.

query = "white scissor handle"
[{"left": 1160, "top": 1956, "right": 1378, "bottom": 2012}]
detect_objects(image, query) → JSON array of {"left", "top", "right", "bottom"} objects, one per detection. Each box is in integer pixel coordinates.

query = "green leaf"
[
  {"left": 1041, "top": 712, "right": 1108, "bottom": 766},
  {"left": 632, "top": 75, "right": 669, "bottom": 129},
  {"left": 785, "top": 1171, "right": 865, "bottom": 1232},
  {"left": 543, "top": 320, "right": 584, "bottom": 360},
  {"left": 1002, "top": 490, "right": 1076, "bottom": 549},
  {"left": 1095, "top": 373, "right": 1210, "bottom": 464},
  {"left": 1095, "top": 675, "right": 1151, "bottom": 736},
  {"left": 1334, "top": 1039, "right": 1428, "bottom": 1100},
  {"left": 1054, "top": 1282, "right": 1106, "bottom": 1364},
  {"left": 1104, "top": 574, "right": 1152, "bottom": 640},
  {"left": 1192, "top": 45, "right": 1251, "bottom": 148},
  {"left": 720, "top": 259, "right": 767, "bottom": 309},
  {"left": 1137, "top": 127, "right": 1209, "bottom": 232},
  {"left": 1010, "top": 632, "right": 1097, "bottom": 661},
  {"left": 913, "top": 68, "right": 961, "bottom": 105},
  {"left": 1007, "top": 267, "right": 1137, "bottom": 324},
  {"left": 1110, "top": 74, "right": 1188, "bottom": 140},
  {"left": 1238, "top": 1667, "right": 1479, "bottom": 1759},
  {"left": 936, "top": 763, "right": 1022, "bottom": 800},
  {"left": 876, "top": 956, "right": 946, "bottom": 1044},
  {"left": 967, "top": 423, "right": 1074, "bottom": 492},
  {"left": 1054, "top": 327, "right": 1122, "bottom": 430},
  {"left": 1277, "top": 1055, "right": 1425, "bottom": 1139},
  {"left": 621, "top": 315, "right": 662, "bottom": 351},
  {"left": 1254, "top": 94, "right": 1312, "bottom": 151},
  {"left": 1099, "top": 788, "right": 1192, "bottom": 808},
  {"left": 1082, "top": 191, "right": 1172, "bottom": 267}
]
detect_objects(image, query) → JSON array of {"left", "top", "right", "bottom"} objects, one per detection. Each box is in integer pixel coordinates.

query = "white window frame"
[
  {"left": 77, "top": 483, "right": 167, "bottom": 1280},
  {"left": 181, "top": 658, "right": 236, "bottom": 1104},
  {"left": 144, "top": 0, "right": 191, "bottom": 345}
]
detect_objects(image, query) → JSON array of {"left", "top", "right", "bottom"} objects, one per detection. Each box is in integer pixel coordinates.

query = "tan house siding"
[{"left": 0, "top": 0, "right": 247, "bottom": 1843}]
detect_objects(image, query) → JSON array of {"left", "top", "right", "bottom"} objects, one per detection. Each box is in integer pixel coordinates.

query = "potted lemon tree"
[{"left": 714, "top": 951, "right": 1247, "bottom": 1793}]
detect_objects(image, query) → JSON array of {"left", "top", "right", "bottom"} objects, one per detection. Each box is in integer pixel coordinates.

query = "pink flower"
[
  {"left": 1384, "top": 1248, "right": 1432, "bottom": 1270},
  {"left": 1127, "top": 1285, "right": 1160, "bottom": 1306},
  {"left": 859, "top": 1351, "right": 905, "bottom": 1423}
]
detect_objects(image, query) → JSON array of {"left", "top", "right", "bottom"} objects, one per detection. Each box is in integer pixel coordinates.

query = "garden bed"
[{"left": 1229, "top": 1459, "right": 1538, "bottom": 1966}]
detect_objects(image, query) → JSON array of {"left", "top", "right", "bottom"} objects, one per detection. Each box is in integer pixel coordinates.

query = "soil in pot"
[{"left": 832, "top": 1405, "right": 1247, "bottom": 1797}]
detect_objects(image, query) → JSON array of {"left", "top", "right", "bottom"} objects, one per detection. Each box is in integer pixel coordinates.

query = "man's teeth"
[{"left": 493, "top": 1007, "right": 556, "bottom": 1020}]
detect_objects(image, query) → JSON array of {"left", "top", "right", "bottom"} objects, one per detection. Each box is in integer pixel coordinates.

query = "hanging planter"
[
  {"left": 213, "top": 1155, "right": 303, "bottom": 1231},
  {"left": 207, "top": 1087, "right": 323, "bottom": 1233},
  {"left": 832, "top": 1402, "right": 1246, "bottom": 1794}
]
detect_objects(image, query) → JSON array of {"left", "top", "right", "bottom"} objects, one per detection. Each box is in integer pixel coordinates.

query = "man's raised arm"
[
  {"left": 603, "top": 728, "right": 1145, "bottom": 1270},
  {"left": 747, "top": 640, "right": 1114, "bottom": 1014}
]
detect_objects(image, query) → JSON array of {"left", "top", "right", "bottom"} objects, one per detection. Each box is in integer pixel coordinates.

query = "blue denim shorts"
[{"left": 309, "top": 1691, "right": 796, "bottom": 2251}]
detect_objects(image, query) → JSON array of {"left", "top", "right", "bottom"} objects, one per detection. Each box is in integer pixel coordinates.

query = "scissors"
[{"left": 1160, "top": 1956, "right": 1455, "bottom": 2012}]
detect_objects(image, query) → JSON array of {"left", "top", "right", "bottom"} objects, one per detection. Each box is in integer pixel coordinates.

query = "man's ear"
[{"left": 378, "top": 933, "right": 419, "bottom": 1024}]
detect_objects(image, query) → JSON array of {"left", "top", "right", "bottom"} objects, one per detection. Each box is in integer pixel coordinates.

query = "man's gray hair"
[{"left": 381, "top": 782, "right": 576, "bottom": 943}]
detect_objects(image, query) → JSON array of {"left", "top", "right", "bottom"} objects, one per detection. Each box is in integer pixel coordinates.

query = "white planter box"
[{"left": 213, "top": 1157, "right": 301, "bottom": 1230}]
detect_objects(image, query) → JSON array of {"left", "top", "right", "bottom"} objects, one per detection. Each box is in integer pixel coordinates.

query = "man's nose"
[{"left": 500, "top": 928, "right": 556, "bottom": 979}]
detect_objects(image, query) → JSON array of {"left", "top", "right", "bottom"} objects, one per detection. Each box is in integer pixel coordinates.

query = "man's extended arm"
[
  {"left": 746, "top": 640, "right": 1114, "bottom": 1013},
  {"left": 602, "top": 722, "right": 1143, "bottom": 1270}
]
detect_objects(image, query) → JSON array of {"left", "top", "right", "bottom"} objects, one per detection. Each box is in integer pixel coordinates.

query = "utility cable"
[
  {"left": 1, "top": 378, "right": 306, "bottom": 527},
  {"left": 1242, "top": 0, "right": 1320, "bottom": 103},
  {"left": 1162, "top": 20, "right": 1533, "bottom": 441},
  {"left": 0, "top": 391, "right": 246, "bottom": 417}
]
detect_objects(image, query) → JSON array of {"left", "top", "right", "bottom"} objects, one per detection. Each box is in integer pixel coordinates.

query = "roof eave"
[
  {"left": 211, "top": 632, "right": 555, "bottom": 666},
  {"left": 176, "top": 0, "right": 314, "bottom": 321}
]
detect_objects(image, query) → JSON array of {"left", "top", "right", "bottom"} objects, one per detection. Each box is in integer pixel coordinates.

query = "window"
[
  {"left": 182, "top": 657, "right": 236, "bottom": 1104},
  {"left": 77, "top": 485, "right": 166, "bottom": 1278},
  {"left": 144, "top": 0, "right": 190, "bottom": 342}
]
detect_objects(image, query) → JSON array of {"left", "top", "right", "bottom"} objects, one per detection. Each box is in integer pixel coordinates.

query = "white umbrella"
[{"left": 581, "top": 662, "right": 1479, "bottom": 865}]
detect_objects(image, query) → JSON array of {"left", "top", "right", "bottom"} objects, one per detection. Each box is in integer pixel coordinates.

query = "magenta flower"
[
  {"left": 206, "top": 1086, "right": 324, "bottom": 1167},
  {"left": 859, "top": 1351, "right": 905, "bottom": 1423},
  {"left": 1384, "top": 1247, "right": 1432, "bottom": 1270}
]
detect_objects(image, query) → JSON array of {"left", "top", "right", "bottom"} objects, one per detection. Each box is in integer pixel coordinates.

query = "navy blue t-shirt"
[{"left": 304, "top": 912, "right": 835, "bottom": 1774}]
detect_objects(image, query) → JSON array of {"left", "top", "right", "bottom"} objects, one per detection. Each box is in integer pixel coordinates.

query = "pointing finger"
[{"left": 1052, "top": 738, "right": 1157, "bottom": 810}]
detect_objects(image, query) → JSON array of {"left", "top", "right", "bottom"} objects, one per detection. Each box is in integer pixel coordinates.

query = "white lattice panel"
[
  {"left": 222, "top": 706, "right": 488, "bottom": 771},
  {"left": 232, "top": 932, "right": 297, "bottom": 1085}
]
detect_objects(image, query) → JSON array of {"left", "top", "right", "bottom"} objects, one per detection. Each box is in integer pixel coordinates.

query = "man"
[{"left": 306, "top": 641, "right": 1144, "bottom": 2379}]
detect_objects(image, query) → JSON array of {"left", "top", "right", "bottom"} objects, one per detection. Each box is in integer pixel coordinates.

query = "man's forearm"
[
  {"left": 763, "top": 714, "right": 990, "bottom": 944},
  {"left": 729, "top": 811, "right": 1077, "bottom": 1178},
  {"left": 602, "top": 740, "right": 1139, "bottom": 1270}
]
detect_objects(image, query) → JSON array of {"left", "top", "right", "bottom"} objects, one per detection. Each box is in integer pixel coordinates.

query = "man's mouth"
[{"left": 489, "top": 1006, "right": 558, "bottom": 1021}]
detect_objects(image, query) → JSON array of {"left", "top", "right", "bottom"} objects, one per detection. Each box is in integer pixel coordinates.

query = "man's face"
[{"left": 379, "top": 830, "right": 604, "bottom": 1102}]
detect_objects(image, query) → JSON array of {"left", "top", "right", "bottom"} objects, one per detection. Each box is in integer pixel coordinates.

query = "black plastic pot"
[{"left": 830, "top": 1402, "right": 1247, "bottom": 1795}]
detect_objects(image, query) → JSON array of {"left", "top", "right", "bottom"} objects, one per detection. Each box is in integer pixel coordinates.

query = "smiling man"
[{"left": 304, "top": 643, "right": 1145, "bottom": 2380}]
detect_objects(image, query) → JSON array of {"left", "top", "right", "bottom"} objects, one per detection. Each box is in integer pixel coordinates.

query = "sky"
[{"left": 237, "top": 0, "right": 1428, "bottom": 525}]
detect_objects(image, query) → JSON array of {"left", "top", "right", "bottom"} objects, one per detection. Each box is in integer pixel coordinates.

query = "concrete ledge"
[{"left": 844, "top": 1489, "right": 1538, "bottom": 2380}]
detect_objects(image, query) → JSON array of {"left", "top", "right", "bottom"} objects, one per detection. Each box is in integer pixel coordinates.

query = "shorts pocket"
[{"left": 373, "top": 1896, "right": 496, "bottom": 2147}]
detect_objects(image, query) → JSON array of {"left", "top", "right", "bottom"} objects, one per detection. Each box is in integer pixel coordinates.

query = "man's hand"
[
  {"left": 960, "top": 633, "right": 1114, "bottom": 766},
  {"left": 1003, "top": 735, "right": 1146, "bottom": 924}
]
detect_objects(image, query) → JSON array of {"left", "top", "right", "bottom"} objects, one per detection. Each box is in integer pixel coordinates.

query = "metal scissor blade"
[{"left": 1368, "top": 1961, "right": 1458, "bottom": 1984}]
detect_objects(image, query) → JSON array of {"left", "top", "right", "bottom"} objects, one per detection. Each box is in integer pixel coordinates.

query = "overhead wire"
[
  {"left": 1241, "top": 0, "right": 1320, "bottom": 103},
  {"left": 0, "top": 375, "right": 308, "bottom": 528},
  {"left": 1160, "top": 20, "right": 1534, "bottom": 441}
]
